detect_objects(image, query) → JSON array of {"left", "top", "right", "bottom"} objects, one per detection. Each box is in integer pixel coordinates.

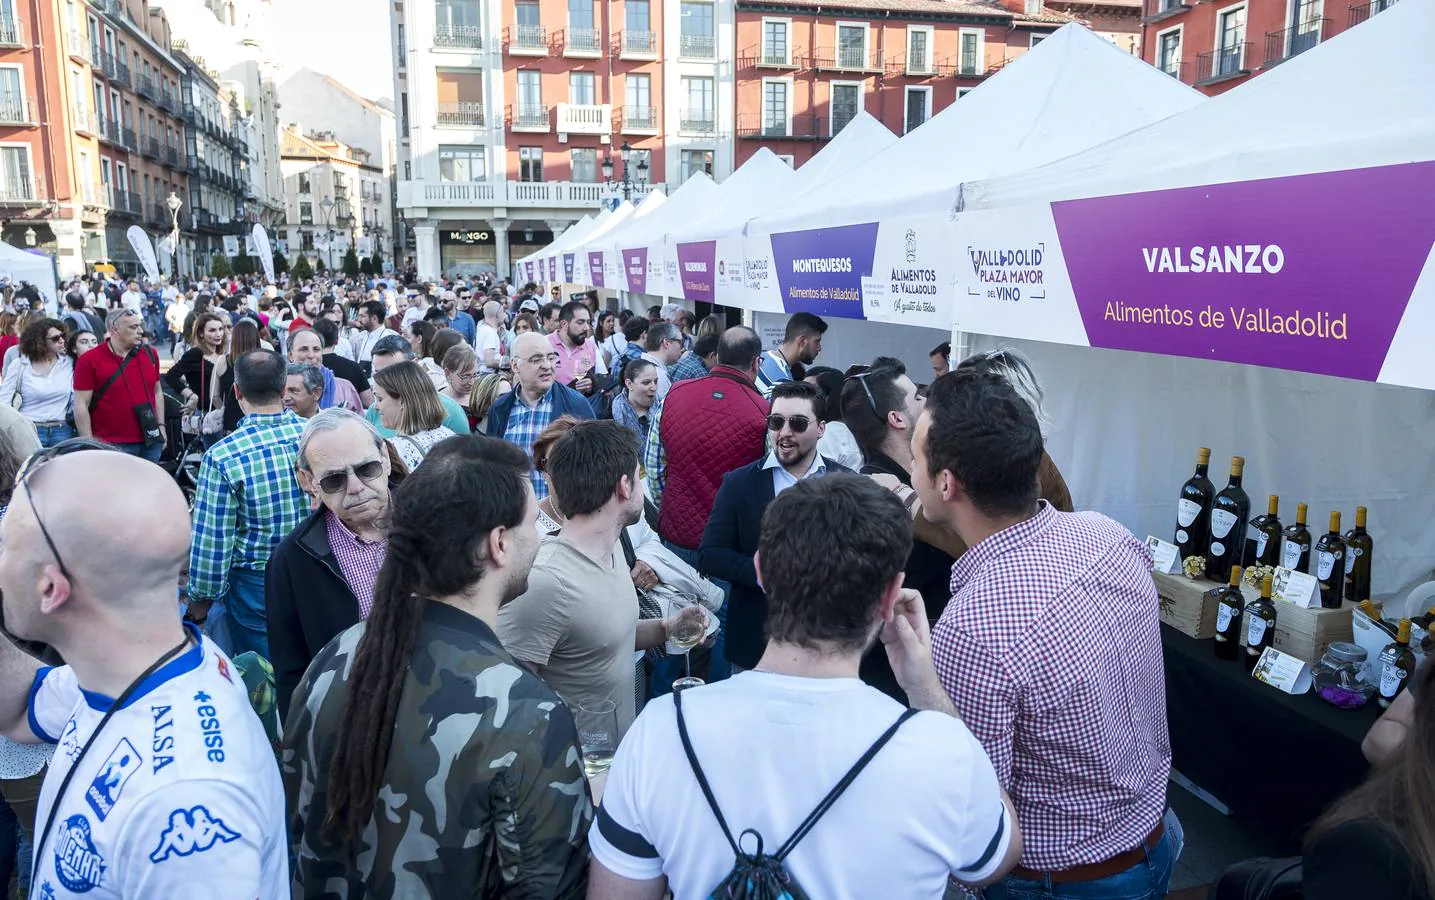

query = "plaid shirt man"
[
  {"left": 502, "top": 389, "right": 557, "bottom": 500},
  {"left": 931, "top": 501, "right": 1171, "bottom": 872},
  {"left": 668, "top": 350, "right": 708, "bottom": 384},
  {"left": 189, "top": 410, "right": 309, "bottom": 601},
  {"left": 641, "top": 399, "right": 668, "bottom": 507}
]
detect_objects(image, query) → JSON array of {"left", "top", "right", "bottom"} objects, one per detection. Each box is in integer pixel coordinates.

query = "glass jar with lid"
[{"left": 1313, "top": 642, "right": 1375, "bottom": 709}]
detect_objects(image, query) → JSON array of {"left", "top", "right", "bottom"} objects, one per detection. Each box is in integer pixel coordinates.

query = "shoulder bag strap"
[
  {"left": 673, "top": 689, "right": 741, "bottom": 857},
  {"left": 619, "top": 528, "right": 638, "bottom": 571},
  {"left": 87, "top": 347, "right": 137, "bottom": 411},
  {"left": 773, "top": 709, "right": 919, "bottom": 861}
]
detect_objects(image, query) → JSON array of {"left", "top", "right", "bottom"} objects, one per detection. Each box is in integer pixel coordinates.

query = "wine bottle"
[
  {"left": 1174, "top": 447, "right": 1214, "bottom": 560},
  {"left": 1376, "top": 619, "right": 1416, "bottom": 709},
  {"left": 1244, "top": 573, "right": 1277, "bottom": 673},
  {"left": 1343, "top": 506, "right": 1373, "bottom": 604},
  {"left": 1213, "top": 565, "right": 1244, "bottom": 661},
  {"left": 1205, "top": 456, "right": 1250, "bottom": 581},
  {"left": 1313, "top": 511, "right": 1346, "bottom": 609},
  {"left": 1248, "top": 495, "right": 1282, "bottom": 568},
  {"left": 1280, "top": 503, "right": 1311, "bottom": 572}
]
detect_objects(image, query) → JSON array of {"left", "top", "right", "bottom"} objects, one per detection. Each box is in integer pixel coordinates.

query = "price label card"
[
  {"left": 1271, "top": 566, "right": 1319, "bottom": 609},
  {"left": 1251, "top": 647, "right": 1314, "bottom": 694},
  {"left": 1144, "top": 536, "right": 1183, "bottom": 575}
]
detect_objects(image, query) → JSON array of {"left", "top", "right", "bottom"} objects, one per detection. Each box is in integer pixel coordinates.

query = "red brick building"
[{"left": 1140, "top": 0, "right": 1396, "bottom": 96}]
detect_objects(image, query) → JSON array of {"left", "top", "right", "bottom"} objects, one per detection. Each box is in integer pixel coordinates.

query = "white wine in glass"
[
  {"left": 670, "top": 599, "right": 707, "bottom": 692},
  {"left": 582, "top": 749, "right": 614, "bottom": 779},
  {"left": 575, "top": 699, "right": 618, "bottom": 781}
]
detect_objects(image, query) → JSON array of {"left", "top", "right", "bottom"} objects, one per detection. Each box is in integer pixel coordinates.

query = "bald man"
[
  {"left": 0, "top": 450, "right": 287, "bottom": 897},
  {"left": 484, "top": 332, "right": 593, "bottom": 500}
]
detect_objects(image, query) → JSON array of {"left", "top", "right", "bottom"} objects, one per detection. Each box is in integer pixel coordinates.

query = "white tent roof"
[
  {"left": 566, "top": 199, "right": 643, "bottom": 255},
  {"left": 589, "top": 175, "right": 717, "bottom": 252},
  {"left": 750, "top": 24, "right": 1203, "bottom": 234},
  {"left": 0, "top": 242, "right": 57, "bottom": 311},
  {"left": 961, "top": 0, "right": 1433, "bottom": 208},
  {"left": 666, "top": 149, "right": 795, "bottom": 245},
  {"left": 519, "top": 212, "right": 596, "bottom": 265},
  {"left": 781, "top": 111, "right": 897, "bottom": 198}
]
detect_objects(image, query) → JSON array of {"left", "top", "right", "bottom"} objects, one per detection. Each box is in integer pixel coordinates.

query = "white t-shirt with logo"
[
  {"left": 26, "top": 632, "right": 287, "bottom": 899},
  {"left": 590, "top": 671, "right": 1011, "bottom": 899}
]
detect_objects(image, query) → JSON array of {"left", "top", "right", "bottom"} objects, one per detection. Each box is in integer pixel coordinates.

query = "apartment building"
[
  {"left": 172, "top": 43, "right": 253, "bottom": 274},
  {"left": 1142, "top": 0, "right": 1393, "bottom": 94},
  {"left": 393, "top": 0, "right": 734, "bottom": 278},
  {"left": 279, "top": 126, "right": 392, "bottom": 272}
]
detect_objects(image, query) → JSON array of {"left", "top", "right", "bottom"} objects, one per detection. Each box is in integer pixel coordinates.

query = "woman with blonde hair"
[
  {"left": 372, "top": 359, "right": 455, "bottom": 471},
  {"left": 466, "top": 371, "right": 513, "bottom": 433}
]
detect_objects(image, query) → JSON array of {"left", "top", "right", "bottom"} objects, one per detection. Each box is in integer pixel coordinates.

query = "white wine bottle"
[{"left": 1205, "top": 456, "right": 1250, "bottom": 581}]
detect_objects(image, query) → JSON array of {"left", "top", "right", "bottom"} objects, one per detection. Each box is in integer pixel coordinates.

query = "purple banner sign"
[
  {"left": 769, "top": 223, "right": 879, "bottom": 319},
  {"left": 1051, "top": 162, "right": 1435, "bottom": 382},
  {"left": 548, "top": 256, "right": 558, "bottom": 283},
  {"left": 623, "top": 247, "right": 648, "bottom": 294},
  {"left": 562, "top": 253, "right": 576, "bottom": 283},
  {"left": 588, "top": 252, "right": 605, "bottom": 287},
  {"left": 676, "top": 241, "right": 717, "bottom": 301}
]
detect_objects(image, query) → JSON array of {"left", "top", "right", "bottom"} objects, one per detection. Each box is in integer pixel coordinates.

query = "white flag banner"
[
  {"left": 252, "top": 224, "right": 275, "bottom": 284},
  {"left": 222, "top": 234, "right": 240, "bottom": 258},
  {"left": 126, "top": 226, "right": 159, "bottom": 280},
  {"left": 358, "top": 237, "right": 372, "bottom": 257}
]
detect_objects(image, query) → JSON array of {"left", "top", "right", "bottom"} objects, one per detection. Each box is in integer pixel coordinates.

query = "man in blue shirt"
[{"left": 755, "top": 312, "right": 828, "bottom": 398}]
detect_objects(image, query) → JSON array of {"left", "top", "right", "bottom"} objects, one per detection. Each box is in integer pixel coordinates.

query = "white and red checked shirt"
[
  {"left": 932, "top": 501, "right": 1171, "bottom": 871},
  {"left": 325, "top": 509, "right": 387, "bottom": 619}
]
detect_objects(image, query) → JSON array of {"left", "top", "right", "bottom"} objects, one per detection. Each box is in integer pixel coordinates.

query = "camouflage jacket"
[{"left": 283, "top": 601, "right": 593, "bottom": 899}]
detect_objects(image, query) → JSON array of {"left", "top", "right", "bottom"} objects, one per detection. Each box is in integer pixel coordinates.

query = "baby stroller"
[{"left": 161, "top": 383, "right": 206, "bottom": 508}]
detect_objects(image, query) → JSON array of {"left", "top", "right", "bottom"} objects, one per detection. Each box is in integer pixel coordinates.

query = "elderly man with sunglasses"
[
  {"left": 699, "top": 380, "right": 850, "bottom": 673},
  {"left": 265, "top": 409, "right": 399, "bottom": 718}
]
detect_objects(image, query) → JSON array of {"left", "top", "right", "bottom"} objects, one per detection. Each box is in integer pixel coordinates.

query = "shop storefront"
[{"left": 440, "top": 226, "right": 496, "bottom": 278}]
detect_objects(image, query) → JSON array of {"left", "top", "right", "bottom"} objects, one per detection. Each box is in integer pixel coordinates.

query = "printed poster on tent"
[{"left": 861, "top": 217, "right": 960, "bottom": 331}]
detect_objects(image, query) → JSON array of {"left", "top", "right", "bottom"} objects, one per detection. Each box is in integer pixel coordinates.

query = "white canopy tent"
[
  {"left": 584, "top": 174, "right": 719, "bottom": 296},
  {"left": 514, "top": 212, "right": 595, "bottom": 284},
  {"left": 566, "top": 189, "right": 668, "bottom": 290},
  {"left": 0, "top": 243, "right": 59, "bottom": 313}
]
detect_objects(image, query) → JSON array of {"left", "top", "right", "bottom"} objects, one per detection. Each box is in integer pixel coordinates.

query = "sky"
[{"left": 270, "top": 0, "right": 396, "bottom": 104}]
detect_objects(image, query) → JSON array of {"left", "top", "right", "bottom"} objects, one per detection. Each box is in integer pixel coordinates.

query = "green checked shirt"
[{"left": 189, "top": 409, "right": 309, "bottom": 601}]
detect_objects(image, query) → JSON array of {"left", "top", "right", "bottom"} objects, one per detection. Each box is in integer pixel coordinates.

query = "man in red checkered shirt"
[{"left": 911, "top": 369, "right": 1174, "bottom": 899}]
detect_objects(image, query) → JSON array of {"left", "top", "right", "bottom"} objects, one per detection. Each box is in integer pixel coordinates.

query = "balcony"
[
  {"left": 1349, "top": 0, "right": 1399, "bottom": 26},
  {"left": 104, "top": 187, "right": 133, "bottom": 215},
  {"left": 434, "top": 23, "right": 483, "bottom": 50},
  {"left": 333, "top": 181, "right": 349, "bottom": 199},
  {"left": 74, "top": 105, "right": 98, "bottom": 135},
  {"left": 135, "top": 74, "right": 156, "bottom": 101},
  {"left": 100, "top": 117, "right": 123, "bottom": 147},
  {"left": 69, "top": 32, "right": 91, "bottom": 62},
  {"left": 97, "top": 48, "right": 118, "bottom": 80},
  {"left": 113, "top": 60, "right": 131, "bottom": 89},
  {"left": 952, "top": 51, "right": 995, "bottom": 78},
  {"left": 0, "top": 16, "right": 18, "bottom": 46},
  {"left": 164, "top": 145, "right": 179, "bottom": 167},
  {"left": 620, "top": 105, "right": 657, "bottom": 135},
  {"left": 180, "top": 103, "right": 198, "bottom": 124},
  {"left": 143, "top": 136, "right": 162, "bottom": 159},
  {"left": 810, "top": 46, "right": 883, "bottom": 73},
  {"left": 680, "top": 33, "right": 715, "bottom": 60},
  {"left": 509, "top": 103, "right": 551, "bottom": 132},
  {"left": 158, "top": 90, "right": 176, "bottom": 114},
  {"left": 1264, "top": 19, "right": 1327, "bottom": 65},
  {"left": 1195, "top": 42, "right": 1251, "bottom": 85},
  {"left": 678, "top": 110, "right": 715, "bottom": 135},
  {"left": 1142, "top": 0, "right": 1192, "bottom": 22},
  {"left": 620, "top": 29, "right": 657, "bottom": 59},
  {"left": 755, "top": 46, "right": 797, "bottom": 68},
  {"left": 557, "top": 102, "right": 611, "bottom": 135},
  {"left": 149, "top": 202, "right": 169, "bottom": 228},
  {"left": 903, "top": 52, "right": 938, "bottom": 77},
  {"left": 736, "top": 114, "right": 830, "bottom": 141},
  {"left": 436, "top": 100, "right": 485, "bottom": 128},
  {"left": 563, "top": 26, "right": 603, "bottom": 57},
  {"left": 121, "top": 126, "right": 137, "bottom": 152},
  {"left": 508, "top": 25, "right": 548, "bottom": 55},
  {"left": 0, "top": 94, "right": 33, "bottom": 126},
  {"left": 400, "top": 178, "right": 666, "bottom": 211},
  {"left": 0, "top": 176, "right": 35, "bottom": 204}
]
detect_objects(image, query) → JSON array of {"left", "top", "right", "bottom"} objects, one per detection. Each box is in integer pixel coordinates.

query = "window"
[
  {"left": 907, "top": 27, "right": 932, "bottom": 74},
  {"left": 836, "top": 24, "right": 866, "bottom": 69},
  {"left": 957, "top": 87, "right": 974, "bottom": 100},
  {"left": 298, "top": 172, "right": 311, "bottom": 193},
  {"left": 1289, "top": 0, "right": 1322, "bottom": 55},
  {"left": 439, "top": 145, "right": 485, "bottom": 181},
  {"left": 626, "top": 0, "right": 649, "bottom": 32},
  {"left": 569, "top": 71, "right": 595, "bottom": 105},
  {"left": 571, "top": 147, "right": 597, "bottom": 182},
  {"left": 0, "top": 146, "right": 31, "bottom": 200},
  {"left": 0, "top": 67, "right": 24, "bottom": 121},
  {"left": 680, "top": 1, "right": 714, "bottom": 58},
  {"left": 830, "top": 82, "right": 860, "bottom": 136},
  {"left": 904, "top": 87, "right": 930, "bottom": 134},
  {"left": 958, "top": 29, "right": 984, "bottom": 76},
  {"left": 681, "top": 76, "right": 714, "bottom": 130},
  {"left": 761, "top": 79, "right": 788, "bottom": 137},
  {"left": 1215, "top": 5, "right": 1246, "bottom": 75},
  {"left": 516, "top": 1, "right": 540, "bottom": 26},
  {"left": 78, "top": 149, "right": 93, "bottom": 202},
  {"left": 517, "top": 70, "right": 542, "bottom": 112},
  {"left": 300, "top": 201, "right": 313, "bottom": 224},
  {"left": 301, "top": 231, "right": 314, "bottom": 251},
  {"left": 519, "top": 146, "right": 543, "bottom": 181},
  {"left": 761, "top": 19, "right": 788, "bottom": 65},
  {"left": 1030, "top": 33, "right": 1047, "bottom": 47},
  {"left": 567, "top": 0, "right": 593, "bottom": 30},
  {"left": 116, "top": 162, "right": 127, "bottom": 194},
  {"left": 1025, "top": 0, "right": 1043, "bottom": 12},
  {"left": 625, "top": 73, "right": 651, "bottom": 112},
  {"left": 400, "top": 92, "right": 409, "bottom": 132},
  {"left": 679, "top": 149, "right": 712, "bottom": 182},
  {"left": 775, "top": 154, "right": 794, "bottom": 167},
  {"left": 1156, "top": 28, "right": 1181, "bottom": 76},
  {"left": 436, "top": 0, "right": 481, "bottom": 29}
]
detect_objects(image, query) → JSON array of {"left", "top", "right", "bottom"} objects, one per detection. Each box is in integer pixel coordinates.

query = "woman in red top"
[{"left": 0, "top": 311, "right": 23, "bottom": 371}]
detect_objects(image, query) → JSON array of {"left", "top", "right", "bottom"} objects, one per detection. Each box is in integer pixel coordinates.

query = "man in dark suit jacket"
[{"left": 700, "top": 380, "right": 849, "bottom": 671}]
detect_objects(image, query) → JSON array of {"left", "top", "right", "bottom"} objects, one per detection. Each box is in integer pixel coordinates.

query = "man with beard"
[
  {"left": 284, "top": 435, "right": 591, "bottom": 898},
  {"left": 700, "top": 380, "right": 849, "bottom": 672},
  {"left": 547, "top": 301, "right": 602, "bottom": 396},
  {"left": 755, "top": 312, "right": 827, "bottom": 398}
]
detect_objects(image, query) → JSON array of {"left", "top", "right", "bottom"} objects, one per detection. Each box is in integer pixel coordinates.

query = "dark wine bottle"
[
  {"left": 1213, "top": 565, "right": 1244, "bottom": 661},
  {"left": 1174, "top": 447, "right": 1214, "bottom": 560},
  {"left": 1244, "top": 573, "right": 1277, "bottom": 673},
  {"left": 1377, "top": 619, "right": 1416, "bottom": 709},
  {"left": 1343, "top": 505, "right": 1373, "bottom": 604},
  {"left": 1205, "top": 456, "right": 1250, "bottom": 581},
  {"left": 1280, "top": 502, "right": 1312, "bottom": 572},
  {"left": 1248, "top": 495, "right": 1282, "bottom": 567},
  {"left": 1313, "top": 511, "right": 1346, "bottom": 609}
]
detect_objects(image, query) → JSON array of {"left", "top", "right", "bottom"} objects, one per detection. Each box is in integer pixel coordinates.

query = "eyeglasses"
[
  {"left": 14, "top": 439, "right": 116, "bottom": 585},
  {"left": 521, "top": 353, "right": 560, "bottom": 367},
  {"left": 47, "top": 334, "right": 64, "bottom": 344},
  {"left": 315, "top": 459, "right": 386, "bottom": 494},
  {"left": 847, "top": 372, "right": 879, "bottom": 417},
  {"left": 766, "top": 414, "right": 811, "bottom": 434}
]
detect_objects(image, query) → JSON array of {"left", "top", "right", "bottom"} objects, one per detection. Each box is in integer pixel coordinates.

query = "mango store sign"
[{"left": 952, "top": 162, "right": 1435, "bottom": 388}]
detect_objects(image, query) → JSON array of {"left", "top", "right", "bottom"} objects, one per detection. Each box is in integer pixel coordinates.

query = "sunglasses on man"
[{"left": 766, "top": 414, "right": 812, "bottom": 434}]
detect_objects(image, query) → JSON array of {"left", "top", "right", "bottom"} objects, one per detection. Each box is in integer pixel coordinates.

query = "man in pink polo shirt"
[{"left": 546, "top": 300, "right": 603, "bottom": 397}]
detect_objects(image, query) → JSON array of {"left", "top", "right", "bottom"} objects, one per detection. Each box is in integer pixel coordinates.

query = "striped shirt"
[{"left": 754, "top": 349, "right": 792, "bottom": 398}]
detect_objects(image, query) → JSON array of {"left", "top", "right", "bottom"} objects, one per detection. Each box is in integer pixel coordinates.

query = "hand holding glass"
[
  {"left": 668, "top": 599, "right": 708, "bottom": 692},
  {"left": 574, "top": 699, "right": 618, "bottom": 779}
]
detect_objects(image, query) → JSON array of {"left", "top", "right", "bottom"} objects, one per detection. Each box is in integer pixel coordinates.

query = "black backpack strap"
[
  {"left": 773, "top": 708, "right": 919, "bottom": 861},
  {"left": 619, "top": 528, "right": 638, "bottom": 571},
  {"left": 674, "top": 688, "right": 742, "bottom": 857},
  {"left": 88, "top": 347, "right": 137, "bottom": 411}
]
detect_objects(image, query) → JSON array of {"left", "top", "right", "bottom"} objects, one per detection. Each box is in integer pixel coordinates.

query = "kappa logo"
[
  {"left": 149, "top": 806, "right": 242, "bottom": 863},
  {"left": 55, "top": 814, "right": 106, "bottom": 892},
  {"left": 905, "top": 229, "right": 918, "bottom": 265},
  {"left": 85, "top": 738, "right": 142, "bottom": 821}
]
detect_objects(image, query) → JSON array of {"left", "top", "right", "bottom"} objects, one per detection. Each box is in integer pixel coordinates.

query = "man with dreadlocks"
[{"left": 282, "top": 435, "right": 592, "bottom": 897}]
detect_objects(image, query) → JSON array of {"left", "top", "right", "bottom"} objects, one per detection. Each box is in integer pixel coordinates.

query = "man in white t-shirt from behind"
[
  {"left": 0, "top": 449, "right": 286, "bottom": 899},
  {"left": 588, "top": 473, "right": 1022, "bottom": 900},
  {"left": 474, "top": 299, "right": 506, "bottom": 372}
]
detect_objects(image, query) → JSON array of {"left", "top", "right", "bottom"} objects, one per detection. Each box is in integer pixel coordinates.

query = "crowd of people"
[{"left": 0, "top": 268, "right": 1422, "bottom": 900}]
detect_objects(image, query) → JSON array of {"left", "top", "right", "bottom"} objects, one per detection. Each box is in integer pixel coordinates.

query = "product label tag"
[
  {"left": 1247, "top": 616, "right": 1268, "bottom": 647},
  {"left": 1316, "top": 549, "right": 1342, "bottom": 581},
  {"left": 1144, "top": 536, "right": 1183, "bottom": 575},
  {"left": 1271, "top": 566, "right": 1320, "bottom": 609},
  {"left": 1176, "top": 498, "right": 1201, "bottom": 528},
  {"left": 1280, "top": 538, "right": 1305, "bottom": 570},
  {"left": 1256, "top": 531, "right": 1270, "bottom": 559},
  {"left": 1216, "top": 604, "right": 1234, "bottom": 634},
  {"left": 1345, "top": 546, "right": 1363, "bottom": 575},
  {"left": 1210, "top": 508, "right": 1237, "bottom": 539},
  {"left": 1252, "top": 647, "right": 1313, "bottom": 694}
]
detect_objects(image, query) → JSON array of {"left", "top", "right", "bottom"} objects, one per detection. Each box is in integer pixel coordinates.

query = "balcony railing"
[
  {"left": 121, "top": 126, "right": 137, "bottom": 151},
  {"left": 620, "top": 29, "right": 657, "bottom": 57},
  {"left": 144, "top": 136, "right": 162, "bottom": 159},
  {"left": 113, "top": 60, "right": 131, "bottom": 88},
  {"left": 69, "top": 32, "right": 91, "bottom": 61},
  {"left": 97, "top": 48, "right": 117, "bottom": 80},
  {"left": 400, "top": 177, "right": 666, "bottom": 210},
  {"left": 557, "top": 102, "right": 611, "bottom": 135},
  {"left": 0, "top": 176, "right": 35, "bottom": 203},
  {"left": 906, "top": 52, "right": 935, "bottom": 76},
  {"left": 954, "top": 49, "right": 989, "bottom": 77},
  {"left": 74, "top": 105, "right": 96, "bottom": 133},
  {"left": 564, "top": 26, "right": 602, "bottom": 55},
  {"left": 0, "top": 94, "right": 31, "bottom": 125},
  {"left": 436, "top": 100, "right": 485, "bottom": 127},
  {"left": 620, "top": 105, "right": 657, "bottom": 132},
  {"left": 1195, "top": 41, "right": 1251, "bottom": 84},
  {"left": 1264, "top": 19, "right": 1326, "bottom": 65},
  {"left": 1349, "top": 0, "right": 1399, "bottom": 26},
  {"left": 165, "top": 146, "right": 179, "bottom": 167},
  {"left": 509, "top": 103, "right": 551, "bottom": 131},
  {"left": 135, "top": 74, "right": 156, "bottom": 100},
  {"left": 180, "top": 103, "right": 198, "bottom": 124},
  {"left": 810, "top": 46, "right": 882, "bottom": 72},
  {"left": 680, "top": 33, "right": 715, "bottom": 59},
  {"left": 509, "top": 25, "right": 548, "bottom": 54},
  {"left": 100, "top": 117, "right": 123, "bottom": 146},
  {"left": 158, "top": 90, "right": 176, "bottom": 114},
  {"left": 679, "top": 110, "right": 715, "bottom": 134},
  {"left": 1142, "top": 0, "right": 1192, "bottom": 22},
  {"left": 0, "top": 16, "right": 18, "bottom": 46},
  {"left": 736, "top": 114, "right": 830, "bottom": 141},
  {"left": 758, "top": 46, "right": 794, "bottom": 66},
  {"left": 434, "top": 23, "right": 483, "bottom": 49}
]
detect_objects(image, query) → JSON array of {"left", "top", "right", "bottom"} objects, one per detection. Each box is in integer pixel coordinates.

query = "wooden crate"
[
  {"left": 1153, "top": 571, "right": 1221, "bottom": 640},
  {"left": 1235, "top": 582, "right": 1355, "bottom": 664}
]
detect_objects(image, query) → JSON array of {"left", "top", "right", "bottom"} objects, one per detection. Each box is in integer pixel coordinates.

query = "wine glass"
[
  {"left": 574, "top": 699, "right": 618, "bottom": 781},
  {"left": 668, "top": 596, "right": 708, "bottom": 692}
]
